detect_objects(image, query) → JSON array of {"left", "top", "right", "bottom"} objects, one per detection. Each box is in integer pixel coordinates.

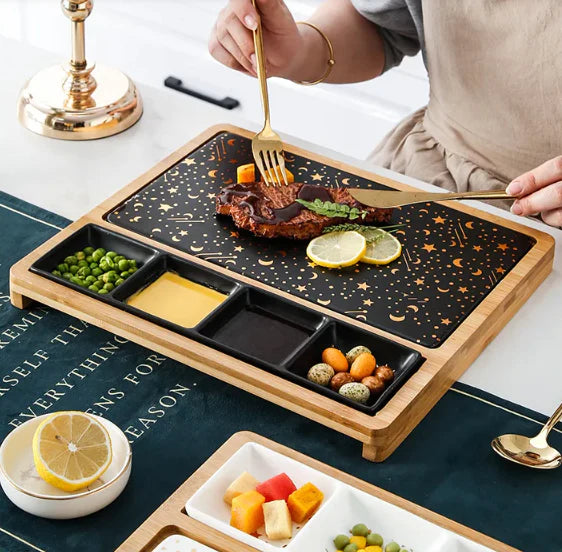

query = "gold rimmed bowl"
[{"left": 0, "top": 414, "right": 132, "bottom": 519}]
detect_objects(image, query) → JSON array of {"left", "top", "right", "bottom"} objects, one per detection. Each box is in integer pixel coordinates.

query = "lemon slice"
[
  {"left": 307, "top": 231, "right": 367, "bottom": 268},
  {"left": 32, "top": 411, "right": 112, "bottom": 492},
  {"left": 360, "top": 228, "right": 402, "bottom": 265}
]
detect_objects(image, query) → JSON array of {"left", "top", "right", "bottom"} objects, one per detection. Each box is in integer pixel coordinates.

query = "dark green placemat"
[{"left": 0, "top": 191, "right": 560, "bottom": 552}]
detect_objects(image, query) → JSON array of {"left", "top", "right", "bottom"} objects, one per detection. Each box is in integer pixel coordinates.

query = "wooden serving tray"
[
  {"left": 115, "top": 431, "right": 519, "bottom": 552},
  {"left": 9, "top": 125, "right": 554, "bottom": 462}
]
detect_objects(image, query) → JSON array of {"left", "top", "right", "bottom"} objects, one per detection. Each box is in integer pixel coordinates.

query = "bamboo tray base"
[
  {"left": 115, "top": 432, "right": 519, "bottom": 552},
  {"left": 9, "top": 125, "right": 555, "bottom": 462}
]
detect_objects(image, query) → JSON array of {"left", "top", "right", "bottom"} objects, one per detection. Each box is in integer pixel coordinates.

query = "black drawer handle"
[{"left": 164, "top": 76, "right": 240, "bottom": 110}]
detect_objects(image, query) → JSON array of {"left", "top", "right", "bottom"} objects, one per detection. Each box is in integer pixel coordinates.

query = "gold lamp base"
[{"left": 17, "top": 63, "right": 143, "bottom": 140}]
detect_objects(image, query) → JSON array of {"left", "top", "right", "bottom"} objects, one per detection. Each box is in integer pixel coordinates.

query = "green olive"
[
  {"left": 77, "top": 267, "right": 91, "bottom": 278},
  {"left": 98, "top": 288, "right": 109, "bottom": 295},
  {"left": 117, "top": 259, "right": 130, "bottom": 271},
  {"left": 115, "top": 278, "right": 124, "bottom": 286},
  {"left": 385, "top": 543, "right": 400, "bottom": 552},
  {"left": 69, "top": 265, "right": 79, "bottom": 275},
  {"left": 52, "top": 270, "right": 62, "bottom": 277},
  {"left": 77, "top": 260, "right": 88, "bottom": 268},
  {"left": 343, "top": 544, "right": 358, "bottom": 552},
  {"left": 90, "top": 262, "right": 98, "bottom": 269},
  {"left": 57, "top": 263, "right": 69, "bottom": 274},
  {"left": 102, "top": 271, "right": 117, "bottom": 283},
  {"left": 333, "top": 535, "right": 350, "bottom": 549},
  {"left": 106, "top": 251, "right": 117, "bottom": 259},
  {"left": 120, "top": 271, "right": 130, "bottom": 279},
  {"left": 75, "top": 251, "right": 86, "bottom": 261},
  {"left": 99, "top": 257, "right": 114, "bottom": 271},
  {"left": 85, "top": 255, "right": 93, "bottom": 264},
  {"left": 366, "top": 534, "right": 383, "bottom": 547},
  {"left": 88, "top": 285, "right": 99, "bottom": 292},
  {"left": 62, "top": 272, "right": 73, "bottom": 280},
  {"left": 128, "top": 259, "right": 137, "bottom": 268},
  {"left": 352, "top": 524, "right": 369, "bottom": 537},
  {"left": 95, "top": 279, "right": 105, "bottom": 289},
  {"left": 103, "top": 282, "right": 114, "bottom": 292},
  {"left": 64, "top": 255, "right": 77, "bottom": 266},
  {"left": 83, "top": 246, "right": 95, "bottom": 255},
  {"left": 113, "top": 255, "right": 125, "bottom": 263},
  {"left": 85, "top": 275, "right": 97, "bottom": 285},
  {"left": 92, "top": 268, "right": 103, "bottom": 277},
  {"left": 92, "top": 249, "right": 105, "bottom": 262},
  {"left": 128, "top": 267, "right": 137, "bottom": 275},
  {"left": 70, "top": 276, "right": 85, "bottom": 287}
]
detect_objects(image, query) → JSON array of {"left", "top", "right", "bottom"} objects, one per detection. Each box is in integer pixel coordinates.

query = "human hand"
[
  {"left": 507, "top": 156, "right": 562, "bottom": 227},
  {"left": 208, "top": 0, "right": 303, "bottom": 78}
]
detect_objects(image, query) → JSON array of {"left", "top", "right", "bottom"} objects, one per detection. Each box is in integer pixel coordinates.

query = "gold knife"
[{"left": 348, "top": 188, "right": 514, "bottom": 209}]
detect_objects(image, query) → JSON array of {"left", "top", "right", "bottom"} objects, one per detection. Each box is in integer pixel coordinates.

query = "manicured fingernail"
[
  {"left": 250, "top": 53, "right": 256, "bottom": 67},
  {"left": 244, "top": 15, "right": 257, "bottom": 30},
  {"left": 507, "top": 181, "right": 522, "bottom": 196},
  {"left": 511, "top": 202, "right": 522, "bottom": 215}
]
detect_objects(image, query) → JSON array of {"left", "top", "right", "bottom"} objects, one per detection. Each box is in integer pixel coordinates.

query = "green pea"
[
  {"left": 83, "top": 246, "right": 95, "bottom": 255},
  {"left": 115, "top": 278, "right": 124, "bottom": 286},
  {"left": 75, "top": 251, "right": 86, "bottom": 261},
  {"left": 98, "top": 288, "right": 109, "bottom": 295},
  {"left": 95, "top": 280, "right": 105, "bottom": 289},
  {"left": 120, "top": 271, "right": 130, "bottom": 279},
  {"left": 103, "top": 282, "right": 114, "bottom": 292},
  {"left": 86, "top": 255, "right": 93, "bottom": 263},
  {"left": 92, "top": 268, "right": 103, "bottom": 277},
  {"left": 57, "top": 263, "right": 69, "bottom": 274},
  {"left": 70, "top": 276, "right": 85, "bottom": 287},
  {"left": 367, "top": 534, "right": 384, "bottom": 547},
  {"left": 106, "top": 251, "right": 117, "bottom": 259},
  {"left": 90, "top": 262, "right": 98, "bottom": 269},
  {"left": 99, "top": 257, "right": 114, "bottom": 271},
  {"left": 69, "top": 265, "right": 79, "bottom": 275},
  {"left": 352, "top": 524, "right": 369, "bottom": 537},
  {"left": 117, "top": 259, "right": 130, "bottom": 271},
  {"left": 343, "top": 544, "right": 358, "bottom": 552},
  {"left": 102, "top": 271, "right": 117, "bottom": 283},
  {"left": 64, "top": 255, "right": 77, "bottom": 266},
  {"left": 62, "top": 272, "right": 73, "bottom": 280},
  {"left": 92, "top": 249, "right": 105, "bottom": 262},
  {"left": 128, "top": 259, "right": 137, "bottom": 268},
  {"left": 77, "top": 260, "right": 88, "bottom": 268},
  {"left": 88, "top": 284, "right": 99, "bottom": 292},
  {"left": 52, "top": 270, "right": 62, "bottom": 277},
  {"left": 128, "top": 267, "right": 137, "bottom": 275},
  {"left": 77, "top": 267, "right": 91, "bottom": 278},
  {"left": 385, "top": 543, "right": 400, "bottom": 552},
  {"left": 85, "top": 275, "right": 97, "bottom": 285},
  {"left": 113, "top": 255, "right": 125, "bottom": 263},
  {"left": 334, "top": 535, "right": 350, "bottom": 549}
]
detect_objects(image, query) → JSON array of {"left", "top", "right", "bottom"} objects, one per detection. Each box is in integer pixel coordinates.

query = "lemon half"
[
  {"left": 360, "top": 228, "right": 402, "bottom": 265},
  {"left": 32, "top": 411, "right": 112, "bottom": 492},
  {"left": 307, "top": 231, "right": 367, "bottom": 268}
]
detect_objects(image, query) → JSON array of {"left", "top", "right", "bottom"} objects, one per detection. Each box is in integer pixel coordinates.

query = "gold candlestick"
[{"left": 17, "top": 0, "right": 143, "bottom": 140}]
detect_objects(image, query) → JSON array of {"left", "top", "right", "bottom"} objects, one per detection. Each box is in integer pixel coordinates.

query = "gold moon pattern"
[{"left": 107, "top": 131, "right": 535, "bottom": 347}]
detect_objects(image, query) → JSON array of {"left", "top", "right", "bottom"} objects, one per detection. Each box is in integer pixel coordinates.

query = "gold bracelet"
[{"left": 295, "top": 21, "right": 335, "bottom": 85}]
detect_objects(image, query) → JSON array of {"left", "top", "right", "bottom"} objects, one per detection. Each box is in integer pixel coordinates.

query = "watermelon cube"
[{"left": 255, "top": 473, "right": 297, "bottom": 503}]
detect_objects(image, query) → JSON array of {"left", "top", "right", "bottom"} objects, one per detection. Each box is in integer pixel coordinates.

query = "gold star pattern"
[{"left": 107, "top": 131, "right": 536, "bottom": 349}]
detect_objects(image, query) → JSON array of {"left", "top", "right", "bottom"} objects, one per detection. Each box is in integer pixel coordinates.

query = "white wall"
[{"left": 1, "top": 0, "right": 429, "bottom": 159}]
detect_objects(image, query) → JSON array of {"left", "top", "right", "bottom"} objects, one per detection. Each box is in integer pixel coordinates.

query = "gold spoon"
[{"left": 491, "top": 402, "right": 562, "bottom": 469}]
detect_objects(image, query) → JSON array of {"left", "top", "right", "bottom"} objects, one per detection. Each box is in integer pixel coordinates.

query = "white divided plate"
[
  {"left": 185, "top": 442, "right": 338, "bottom": 552},
  {"left": 185, "top": 442, "right": 497, "bottom": 552},
  {"left": 151, "top": 535, "right": 218, "bottom": 552}
]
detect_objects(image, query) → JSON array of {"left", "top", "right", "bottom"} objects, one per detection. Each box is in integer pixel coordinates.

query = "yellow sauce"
[{"left": 126, "top": 271, "right": 226, "bottom": 328}]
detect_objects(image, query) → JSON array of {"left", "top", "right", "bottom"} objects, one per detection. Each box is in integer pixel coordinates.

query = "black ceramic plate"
[{"left": 107, "top": 131, "right": 536, "bottom": 348}]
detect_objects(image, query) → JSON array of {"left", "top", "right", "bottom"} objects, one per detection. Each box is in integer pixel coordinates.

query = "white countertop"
[{"left": 2, "top": 36, "right": 561, "bottom": 417}]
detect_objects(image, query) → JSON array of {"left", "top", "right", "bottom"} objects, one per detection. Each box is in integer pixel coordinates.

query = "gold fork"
[{"left": 250, "top": 0, "right": 289, "bottom": 187}]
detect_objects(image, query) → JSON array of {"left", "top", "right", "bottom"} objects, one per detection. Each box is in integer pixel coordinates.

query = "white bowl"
[{"left": 0, "top": 413, "right": 132, "bottom": 519}]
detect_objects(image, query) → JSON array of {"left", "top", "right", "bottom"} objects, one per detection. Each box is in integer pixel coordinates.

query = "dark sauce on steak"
[{"left": 217, "top": 183, "right": 332, "bottom": 225}]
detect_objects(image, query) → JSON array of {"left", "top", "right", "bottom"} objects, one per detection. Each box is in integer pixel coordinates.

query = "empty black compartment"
[
  {"left": 198, "top": 288, "right": 326, "bottom": 367},
  {"left": 30, "top": 224, "right": 159, "bottom": 300},
  {"left": 285, "top": 321, "right": 424, "bottom": 415},
  {"left": 113, "top": 253, "right": 242, "bottom": 331}
]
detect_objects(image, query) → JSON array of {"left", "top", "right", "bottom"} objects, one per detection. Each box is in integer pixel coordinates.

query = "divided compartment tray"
[
  {"left": 116, "top": 432, "right": 519, "bottom": 552},
  {"left": 10, "top": 124, "right": 555, "bottom": 462}
]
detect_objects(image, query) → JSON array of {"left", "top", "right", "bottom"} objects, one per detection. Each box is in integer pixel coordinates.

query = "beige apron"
[{"left": 370, "top": 1, "right": 562, "bottom": 211}]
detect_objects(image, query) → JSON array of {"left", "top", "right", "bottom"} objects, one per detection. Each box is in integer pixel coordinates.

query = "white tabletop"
[{"left": 2, "top": 37, "right": 561, "bottom": 417}]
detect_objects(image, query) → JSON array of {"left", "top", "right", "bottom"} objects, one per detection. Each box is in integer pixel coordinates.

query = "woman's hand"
[
  {"left": 507, "top": 156, "right": 562, "bottom": 227},
  {"left": 208, "top": 0, "right": 303, "bottom": 78}
]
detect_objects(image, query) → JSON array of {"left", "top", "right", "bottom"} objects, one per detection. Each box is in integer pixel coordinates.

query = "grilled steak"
[{"left": 216, "top": 182, "right": 393, "bottom": 240}]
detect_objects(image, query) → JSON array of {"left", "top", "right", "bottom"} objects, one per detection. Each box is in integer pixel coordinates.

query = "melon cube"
[
  {"left": 230, "top": 490, "right": 265, "bottom": 534},
  {"left": 263, "top": 500, "right": 293, "bottom": 540},
  {"left": 287, "top": 482, "right": 324, "bottom": 523},
  {"left": 255, "top": 473, "right": 297, "bottom": 503},
  {"left": 223, "top": 471, "right": 259, "bottom": 505}
]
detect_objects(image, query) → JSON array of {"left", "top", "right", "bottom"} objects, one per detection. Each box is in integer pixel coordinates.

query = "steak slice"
[{"left": 216, "top": 182, "right": 393, "bottom": 240}]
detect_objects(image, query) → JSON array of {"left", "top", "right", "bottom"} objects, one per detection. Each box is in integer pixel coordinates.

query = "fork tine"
[
  {"left": 254, "top": 152, "right": 270, "bottom": 186},
  {"left": 267, "top": 150, "right": 282, "bottom": 187},
  {"left": 274, "top": 151, "right": 289, "bottom": 186},
  {"left": 262, "top": 150, "right": 276, "bottom": 187}
]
